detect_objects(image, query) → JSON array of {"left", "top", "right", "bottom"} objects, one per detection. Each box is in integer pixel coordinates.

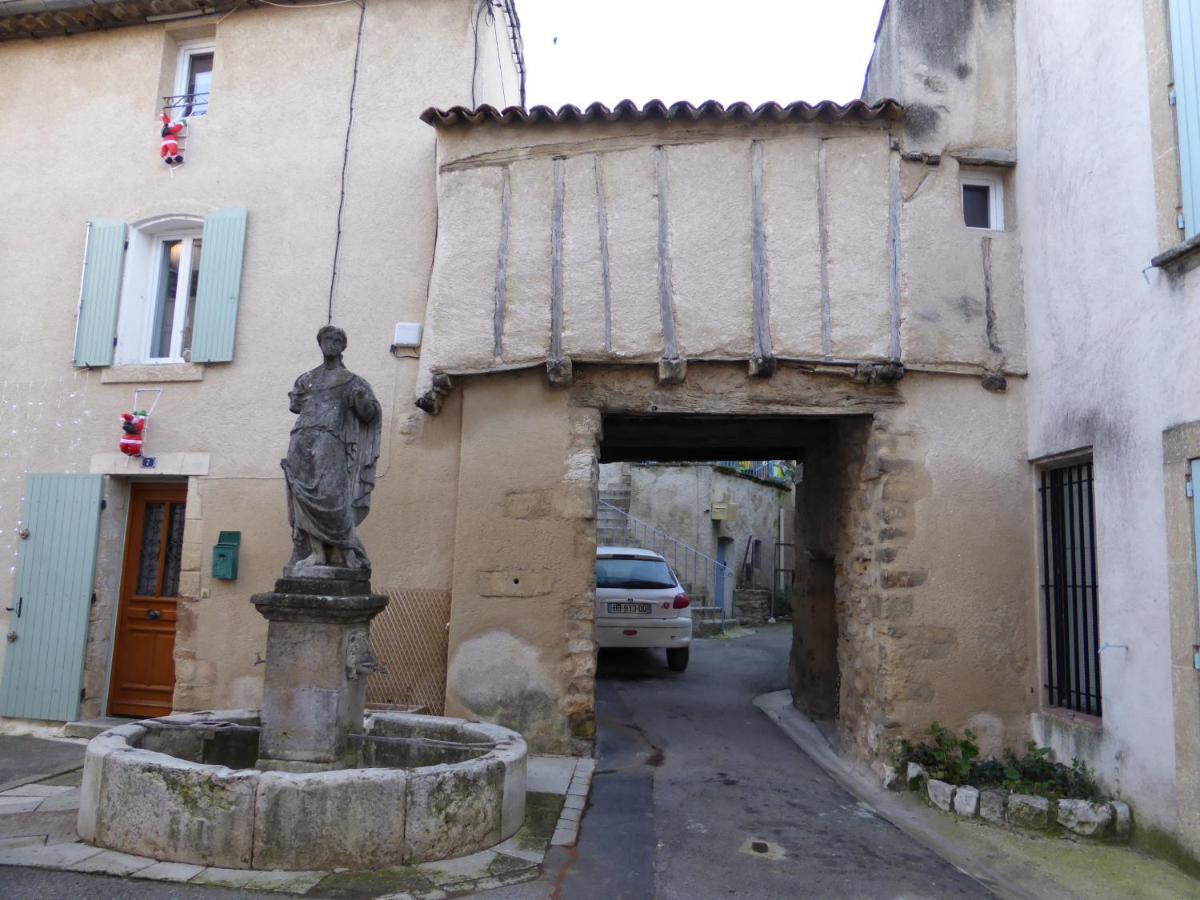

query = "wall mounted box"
[
  {"left": 392, "top": 322, "right": 423, "bottom": 348},
  {"left": 211, "top": 531, "right": 241, "bottom": 580},
  {"left": 710, "top": 502, "right": 739, "bottom": 522}
]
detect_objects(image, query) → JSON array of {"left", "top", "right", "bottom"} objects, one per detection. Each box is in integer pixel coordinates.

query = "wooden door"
[{"left": 108, "top": 483, "right": 187, "bottom": 717}]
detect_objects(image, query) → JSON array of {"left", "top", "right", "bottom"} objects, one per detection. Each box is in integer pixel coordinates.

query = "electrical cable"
[
  {"left": 491, "top": 0, "right": 507, "bottom": 107},
  {"left": 469, "top": 0, "right": 491, "bottom": 108},
  {"left": 327, "top": 0, "right": 367, "bottom": 325}
]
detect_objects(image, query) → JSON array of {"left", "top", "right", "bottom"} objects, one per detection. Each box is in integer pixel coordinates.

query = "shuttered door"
[
  {"left": 1172, "top": 0, "right": 1200, "bottom": 238},
  {"left": 0, "top": 475, "right": 104, "bottom": 721},
  {"left": 190, "top": 208, "right": 248, "bottom": 363},
  {"left": 72, "top": 221, "right": 127, "bottom": 368}
]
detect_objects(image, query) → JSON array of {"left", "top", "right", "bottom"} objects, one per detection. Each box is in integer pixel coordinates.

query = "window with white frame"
[
  {"left": 961, "top": 172, "right": 1004, "bottom": 231},
  {"left": 73, "top": 209, "right": 247, "bottom": 370},
  {"left": 114, "top": 217, "right": 203, "bottom": 364},
  {"left": 174, "top": 40, "right": 214, "bottom": 117}
]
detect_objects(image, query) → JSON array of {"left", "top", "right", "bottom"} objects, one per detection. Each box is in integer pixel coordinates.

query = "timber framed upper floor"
[{"left": 415, "top": 94, "right": 1025, "bottom": 409}]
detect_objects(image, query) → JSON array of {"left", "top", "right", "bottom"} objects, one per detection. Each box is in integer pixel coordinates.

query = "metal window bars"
[
  {"left": 162, "top": 93, "right": 209, "bottom": 117},
  {"left": 597, "top": 499, "right": 731, "bottom": 632},
  {"left": 1039, "top": 462, "right": 1102, "bottom": 716}
]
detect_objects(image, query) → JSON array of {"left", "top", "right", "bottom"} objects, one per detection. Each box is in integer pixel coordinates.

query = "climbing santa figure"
[{"left": 160, "top": 112, "right": 185, "bottom": 166}]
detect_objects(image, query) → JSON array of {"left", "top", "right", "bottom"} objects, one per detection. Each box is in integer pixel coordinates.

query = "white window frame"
[
  {"left": 173, "top": 39, "right": 215, "bottom": 116},
  {"left": 961, "top": 171, "right": 1005, "bottom": 231},
  {"left": 114, "top": 215, "right": 204, "bottom": 366}
]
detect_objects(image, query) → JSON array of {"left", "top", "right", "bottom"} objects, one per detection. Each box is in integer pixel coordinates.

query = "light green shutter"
[
  {"left": 191, "top": 207, "right": 248, "bottom": 363},
  {"left": 72, "top": 220, "right": 126, "bottom": 367},
  {"left": 0, "top": 475, "right": 104, "bottom": 721},
  {"left": 1172, "top": 0, "right": 1200, "bottom": 238}
]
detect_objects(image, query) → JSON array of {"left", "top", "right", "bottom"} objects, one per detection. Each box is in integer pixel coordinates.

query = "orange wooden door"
[{"left": 108, "top": 483, "right": 187, "bottom": 718}]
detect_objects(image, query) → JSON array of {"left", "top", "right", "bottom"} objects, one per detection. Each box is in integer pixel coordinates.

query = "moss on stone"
[
  {"left": 314, "top": 865, "right": 436, "bottom": 897},
  {"left": 513, "top": 791, "right": 564, "bottom": 852},
  {"left": 1132, "top": 823, "right": 1200, "bottom": 879}
]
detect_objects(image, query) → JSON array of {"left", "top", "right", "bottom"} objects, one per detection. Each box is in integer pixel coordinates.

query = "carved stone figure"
[{"left": 282, "top": 326, "right": 381, "bottom": 573}]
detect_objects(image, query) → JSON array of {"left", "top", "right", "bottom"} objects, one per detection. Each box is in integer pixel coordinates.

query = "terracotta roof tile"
[{"left": 421, "top": 98, "right": 904, "bottom": 128}]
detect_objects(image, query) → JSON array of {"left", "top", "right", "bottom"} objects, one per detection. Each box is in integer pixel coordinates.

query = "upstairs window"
[
  {"left": 173, "top": 41, "right": 214, "bottom": 117},
  {"left": 961, "top": 173, "right": 1004, "bottom": 230},
  {"left": 72, "top": 210, "right": 247, "bottom": 369}
]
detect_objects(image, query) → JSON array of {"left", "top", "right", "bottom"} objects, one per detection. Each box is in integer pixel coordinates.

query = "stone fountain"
[{"left": 77, "top": 327, "right": 526, "bottom": 871}]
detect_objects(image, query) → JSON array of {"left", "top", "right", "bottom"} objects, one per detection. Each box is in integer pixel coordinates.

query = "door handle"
[
  {"left": 5, "top": 597, "right": 21, "bottom": 618},
  {"left": 147, "top": 610, "right": 161, "bottom": 620}
]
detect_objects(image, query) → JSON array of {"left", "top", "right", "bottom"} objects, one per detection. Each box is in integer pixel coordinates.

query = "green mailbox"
[{"left": 211, "top": 531, "right": 241, "bottom": 580}]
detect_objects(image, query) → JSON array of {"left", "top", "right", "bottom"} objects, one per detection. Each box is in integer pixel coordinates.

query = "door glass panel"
[
  {"left": 136, "top": 502, "right": 166, "bottom": 595},
  {"left": 161, "top": 502, "right": 187, "bottom": 597}
]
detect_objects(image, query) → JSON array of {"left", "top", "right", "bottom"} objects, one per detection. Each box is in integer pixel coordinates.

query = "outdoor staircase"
[{"left": 595, "top": 498, "right": 732, "bottom": 633}]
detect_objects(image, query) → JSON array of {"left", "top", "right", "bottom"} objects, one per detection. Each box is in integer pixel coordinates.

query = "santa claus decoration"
[
  {"left": 120, "top": 411, "right": 147, "bottom": 457},
  {"left": 160, "top": 112, "right": 186, "bottom": 166}
]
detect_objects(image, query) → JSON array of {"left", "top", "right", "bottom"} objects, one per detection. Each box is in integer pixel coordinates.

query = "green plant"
[
  {"left": 894, "top": 721, "right": 979, "bottom": 786},
  {"left": 894, "top": 726, "right": 1104, "bottom": 801},
  {"left": 993, "top": 743, "right": 1101, "bottom": 801}
]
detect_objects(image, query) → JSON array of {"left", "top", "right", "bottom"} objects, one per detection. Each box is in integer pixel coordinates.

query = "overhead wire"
[{"left": 327, "top": 0, "right": 367, "bottom": 325}]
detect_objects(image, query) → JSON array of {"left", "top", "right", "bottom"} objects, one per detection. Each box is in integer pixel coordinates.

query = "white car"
[{"left": 595, "top": 546, "right": 692, "bottom": 672}]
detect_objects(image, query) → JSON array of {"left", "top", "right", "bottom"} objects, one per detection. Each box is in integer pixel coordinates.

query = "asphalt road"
[{"left": 539, "top": 625, "right": 986, "bottom": 899}]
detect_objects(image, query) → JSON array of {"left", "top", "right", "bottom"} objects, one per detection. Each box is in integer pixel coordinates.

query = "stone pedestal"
[{"left": 250, "top": 571, "right": 387, "bottom": 772}]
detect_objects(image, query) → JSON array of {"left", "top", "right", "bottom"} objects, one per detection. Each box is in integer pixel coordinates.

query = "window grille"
[{"left": 1039, "top": 461, "right": 1101, "bottom": 716}]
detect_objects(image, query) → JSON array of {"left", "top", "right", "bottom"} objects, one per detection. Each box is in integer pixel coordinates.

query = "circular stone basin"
[{"left": 78, "top": 710, "right": 527, "bottom": 871}]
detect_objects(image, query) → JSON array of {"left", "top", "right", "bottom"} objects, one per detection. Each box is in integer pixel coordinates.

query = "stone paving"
[{"left": 0, "top": 751, "right": 595, "bottom": 897}]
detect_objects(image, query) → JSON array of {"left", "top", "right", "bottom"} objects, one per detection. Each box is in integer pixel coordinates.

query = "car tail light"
[
  {"left": 623, "top": 629, "right": 638, "bottom": 636},
  {"left": 673, "top": 593, "right": 691, "bottom": 610}
]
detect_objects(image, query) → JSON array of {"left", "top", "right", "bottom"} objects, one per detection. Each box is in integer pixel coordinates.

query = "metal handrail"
[{"left": 597, "top": 500, "right": 732, "bottom": 629}]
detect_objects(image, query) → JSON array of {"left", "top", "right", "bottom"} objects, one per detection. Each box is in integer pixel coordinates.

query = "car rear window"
[{"left": 596, "top": 557, "right": 676, "bottom": 589}]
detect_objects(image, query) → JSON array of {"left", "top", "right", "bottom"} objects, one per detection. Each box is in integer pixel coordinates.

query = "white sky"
[{"left": 517, "top": 0, "right": 886, "bottom": 109}]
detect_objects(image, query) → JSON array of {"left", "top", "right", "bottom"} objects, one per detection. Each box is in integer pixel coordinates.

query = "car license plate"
[{"left": 608, "top": 601, "right": 651, "bottom": 615}]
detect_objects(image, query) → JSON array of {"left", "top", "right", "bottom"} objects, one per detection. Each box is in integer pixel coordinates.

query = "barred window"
[{"left": 1039, "top": 460, "right": 1101, "bottom": 716}]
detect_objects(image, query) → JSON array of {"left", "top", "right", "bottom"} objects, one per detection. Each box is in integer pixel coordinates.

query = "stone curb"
[
  {"left": 752, "top": 690, "right": 1035, "bottom": 900},
  {"left": 912, "top": 770, "right": 1132, "bottom": 843},
  {"left": 550, "top": 757, "right": 595, "bottom": 847}
]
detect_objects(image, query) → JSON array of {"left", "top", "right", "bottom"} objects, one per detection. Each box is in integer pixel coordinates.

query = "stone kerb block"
[
  {"left": 1056, "top": 798, "right": 1114, "bottom": 838},
  {"left": 906, "top": 762, "right": 927, "bottom": 791},
  {"left": 1110, "top": 801, "right": 1132, "bottom": 841},
  {"left": 926, "top": 779, "right": 955, "bottom": 812},
  {"left": 952, "top": 785, "right": 980, "bottom": 817},
  {"left": 254, "top": 768, "right": 408, "bottom": 871},
  {"left": 979, "top": 789, "right": 1008, "bottom": 824},
  {"left": 1006, "top": 794, "right": 1051, "bottom": 830},
  {"left": 95, "top": 745, "right": 259, "bottom": 867}
]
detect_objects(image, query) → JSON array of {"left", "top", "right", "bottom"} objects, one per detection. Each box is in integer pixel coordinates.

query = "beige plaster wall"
[
  {"left": 420, "top": 116, "right": 1025, "bottom": 391},
  {"left": 445, "top": 363, "right": 1035, "bottom": 759},
  {"left": 0, "top": 0, "right": 515, "bottom": 714},
  {"left": 444, "top": 372, "right": 598, "bottom": 755}
]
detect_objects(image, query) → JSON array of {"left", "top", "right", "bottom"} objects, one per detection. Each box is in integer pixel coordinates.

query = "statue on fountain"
[{"left": 282, "top": 325, "right": 381, "bottom": 575}]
